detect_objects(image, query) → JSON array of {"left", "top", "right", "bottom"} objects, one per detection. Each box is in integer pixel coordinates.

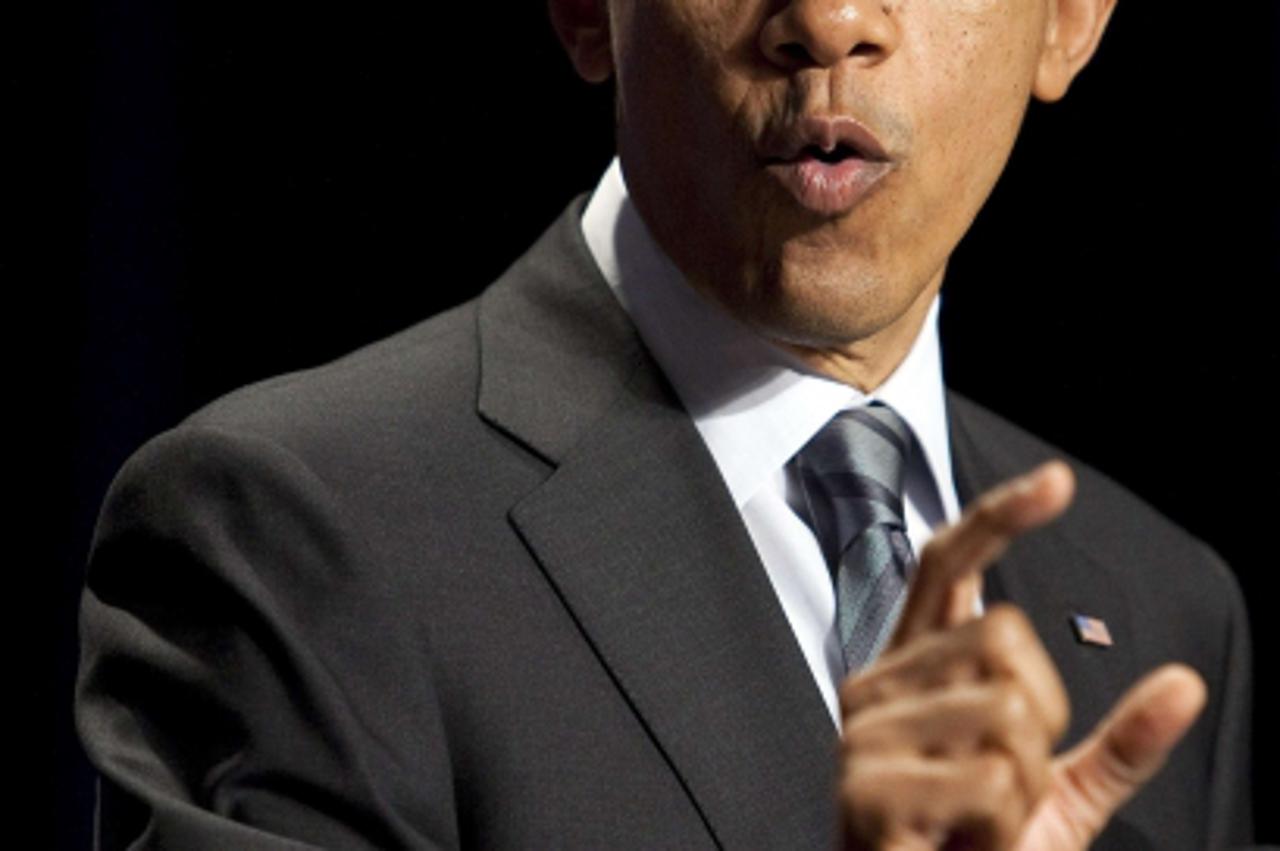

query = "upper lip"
[{"left": 760, "top": 115, "right": 892, "bottom": 164}]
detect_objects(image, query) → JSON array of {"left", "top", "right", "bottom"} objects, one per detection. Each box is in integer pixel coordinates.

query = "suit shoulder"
[
  {"left": 183, "top": 300, "right": 481, "bottom": 450},
  {"left": 949, "top": 394, "right": 1239, "bottom": 612},
  {"left": 98, "top": 298, "right": 523, "bottom": 516}
]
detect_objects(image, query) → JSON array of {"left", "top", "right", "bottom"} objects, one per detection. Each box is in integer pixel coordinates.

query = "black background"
[{"left": 29, "top": 1, "right": 1279, "bottom": 847}]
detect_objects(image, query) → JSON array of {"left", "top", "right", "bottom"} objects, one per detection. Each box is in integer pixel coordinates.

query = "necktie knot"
[
  {"left": 793, "top": 403, "right": 913, "bottom": 569},
  {"left": 793, "top": 402, "right": 917, "bottom": 673}
]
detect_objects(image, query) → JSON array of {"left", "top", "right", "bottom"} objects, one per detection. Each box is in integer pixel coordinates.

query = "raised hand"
[{"left": 837, "top": 462, "right": 1206, "bottom": 850}]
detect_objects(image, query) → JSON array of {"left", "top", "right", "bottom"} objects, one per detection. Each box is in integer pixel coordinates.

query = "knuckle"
[
  {"left": 975, "top": 753, "right": 1019, "bottom": 799},
  {"left": 984, "top": 602, "right": 1030, "bottom": 633},
  {"left": 992, "top": 684, "right": 1033, "bottom": 729},
  {"left": 979, "top": 604, "right": 1031, "bottom": 659}
]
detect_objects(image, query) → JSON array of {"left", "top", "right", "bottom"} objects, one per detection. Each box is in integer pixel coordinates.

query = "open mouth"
[
  {"left": 799, "top": 143, "right": 862, "bottom": 164},
  {"left": 762, "top": 144, "right": 866, "bottom": 175},
  {"left": 759, "top": 115, "right": 891, "bottom": 165},
  {"left": 763, "top": 143, "right": 869, "bottom": 168},
  {"left": 763, "top": 144, "right": 894, "bottom": 216},
  {"left": 758, "top": 115, "right": 896, "bottom": 216}
]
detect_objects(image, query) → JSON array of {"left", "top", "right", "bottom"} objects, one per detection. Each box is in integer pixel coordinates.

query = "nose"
[{"left": 759, "top": 0, "right": 900, "bottom": 70}]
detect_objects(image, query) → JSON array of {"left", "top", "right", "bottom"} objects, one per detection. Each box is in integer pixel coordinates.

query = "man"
[{"left": 76, "top": 0, "right": 1254, "bottom": 848}]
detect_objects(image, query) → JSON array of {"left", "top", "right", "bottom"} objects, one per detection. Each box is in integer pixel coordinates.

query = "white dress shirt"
[{"left": 581, "top": 158, "right": 964, "bottom": 724}]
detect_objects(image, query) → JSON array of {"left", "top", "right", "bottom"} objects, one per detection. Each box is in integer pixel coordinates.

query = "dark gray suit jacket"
[{"left": 76, "top": 197, "right": 1254, "bottom": 849}]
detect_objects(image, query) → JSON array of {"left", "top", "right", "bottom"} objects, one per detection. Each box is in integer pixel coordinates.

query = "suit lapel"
[
  {"left": 948, "top": 395, "right": 1139, "bottom": 746},
  {"left": 479, "top": 200, "right": 837, "bottom": 848}
]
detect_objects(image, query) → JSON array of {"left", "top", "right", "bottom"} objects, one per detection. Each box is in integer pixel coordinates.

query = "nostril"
[
  {"left": 776, "top": 42, "right": 814, "bottom": 67},
  {"left": 760, "top": 6, "right": 900, "bottom": 71}
]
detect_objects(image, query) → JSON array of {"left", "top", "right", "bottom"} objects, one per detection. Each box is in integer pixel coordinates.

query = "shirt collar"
[{"left": 582, "top": 157, "right": 958, "bottom": 520}]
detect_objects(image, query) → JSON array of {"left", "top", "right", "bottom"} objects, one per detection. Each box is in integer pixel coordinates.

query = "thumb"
[{"left": 1053, "top": 664, "right": 1207, "bottom": 838}]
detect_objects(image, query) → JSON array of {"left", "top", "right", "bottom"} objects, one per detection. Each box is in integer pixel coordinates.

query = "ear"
[
  {"left": 1033, "top": 0, "right": 1118, "bottom": 102},
  {"left": 547, "top": 0, "right": 614, "bottom": 84}
]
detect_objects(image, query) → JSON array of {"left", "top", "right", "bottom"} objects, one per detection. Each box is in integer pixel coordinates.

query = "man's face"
[{"left": 604, "top": 0, "right": 1057, "bottom": 354}]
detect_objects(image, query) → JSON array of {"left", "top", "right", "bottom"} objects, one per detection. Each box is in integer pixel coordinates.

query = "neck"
[{"left": 777, "top": 274, "right": 943, "bottom": 393}]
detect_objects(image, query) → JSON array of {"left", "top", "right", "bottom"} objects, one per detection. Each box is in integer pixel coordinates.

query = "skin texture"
[
  {"left": 840, "top": 463, "right": 1205, "bottom": 849},
  {"left": 551, "top": 0, "right": 1114, "bottom": 390},
  {"left": 549, "top": 0, "right": 1207, "bottom": 847}
]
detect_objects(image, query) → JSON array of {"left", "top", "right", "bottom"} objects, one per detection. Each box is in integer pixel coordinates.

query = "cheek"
[
  {"left": 906, "top": 12, "right": 1042, "bottom": 225},
  {"left": 614, "top": 1, "right": 740, "bottom": 104},
  {"left": 614, "top": 4, "right": 750, "bottom": 171}
]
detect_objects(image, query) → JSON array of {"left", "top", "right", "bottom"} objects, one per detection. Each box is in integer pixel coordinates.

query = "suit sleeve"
[
  {"left": 1204, "top": 549, "right": 1256, "bottom": 851},
  {"left": 75, "top": 426, "right": 459, "bottom": 850}
]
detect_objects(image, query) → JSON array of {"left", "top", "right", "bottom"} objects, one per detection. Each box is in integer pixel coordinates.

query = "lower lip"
[{"left": 764, "top": 156, "right": 894, "bottom": 216}]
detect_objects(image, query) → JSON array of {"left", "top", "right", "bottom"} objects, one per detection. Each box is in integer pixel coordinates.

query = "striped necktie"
[{"left": 793, "top": 403, "right": 916, "bottom": 674}]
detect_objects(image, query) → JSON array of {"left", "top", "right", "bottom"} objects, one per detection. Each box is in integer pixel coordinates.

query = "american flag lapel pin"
[{"left": 1071, "top": 613, "right": 1113, "bottom": 648}]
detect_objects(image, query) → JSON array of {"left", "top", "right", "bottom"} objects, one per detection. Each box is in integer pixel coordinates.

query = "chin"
[{"left": 734, "top": 257, "right": 911, "bottom": 349}]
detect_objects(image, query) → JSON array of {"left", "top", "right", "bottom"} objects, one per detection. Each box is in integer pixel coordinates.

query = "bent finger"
[
  {"left": 842, "top": 606, "right": 1070, "bottom": 739},
  {"left": 843, "top": 753, "right": 1032, "bottom": 851},
  {"left": 890, "top": 461, "right": 1075, "bottom": 648},
  {"left": 842, "top": 681, "right": 1055, "bottom": 803}
]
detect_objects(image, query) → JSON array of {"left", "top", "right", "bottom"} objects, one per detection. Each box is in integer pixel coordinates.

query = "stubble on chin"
[
  {"left": 708, "top": 241, "right": 947, "bottom": 392},
  {"left": 742, "top": 259, "right": 902, "bottom": 347}
]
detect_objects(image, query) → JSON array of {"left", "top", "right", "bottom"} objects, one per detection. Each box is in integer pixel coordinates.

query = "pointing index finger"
[{"left": 888, "top": 461, "right": 1076, "bottom": 650}]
